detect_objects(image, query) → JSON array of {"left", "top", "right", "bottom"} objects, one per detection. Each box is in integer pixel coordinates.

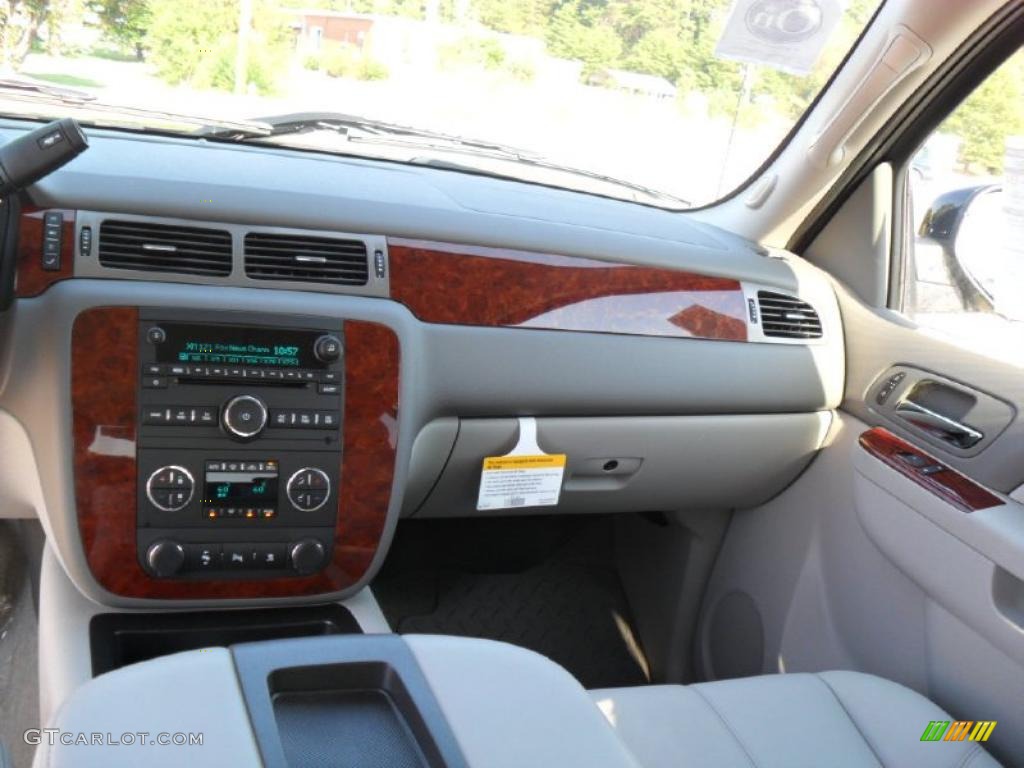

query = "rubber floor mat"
[{"left": 375, "top": 517, "right": 650, "bottom": 689}]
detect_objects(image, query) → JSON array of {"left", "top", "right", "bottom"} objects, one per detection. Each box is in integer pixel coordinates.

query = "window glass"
[
  {"left": 904, "top": 49, "right": 1024, "bottom": 365},
  {"left": 0, "top": 0, "right": 882, "bottom": 208}
]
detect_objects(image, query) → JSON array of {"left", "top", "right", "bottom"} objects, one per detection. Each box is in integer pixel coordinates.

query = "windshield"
[{"left": 0, "top": 0, "right": 882, "bottom": 207}]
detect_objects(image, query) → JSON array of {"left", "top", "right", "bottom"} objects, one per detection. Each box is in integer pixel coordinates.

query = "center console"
[
  {"left": 136, "top": 312, "right": 344, "bottom": 580},
  {"left": 71, "top": 305, "right": 400, "bottom": 601}
]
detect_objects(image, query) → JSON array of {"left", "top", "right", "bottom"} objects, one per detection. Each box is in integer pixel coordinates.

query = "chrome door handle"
[{"left": 894, "top": 399, "right": 983, "bottom": 449}]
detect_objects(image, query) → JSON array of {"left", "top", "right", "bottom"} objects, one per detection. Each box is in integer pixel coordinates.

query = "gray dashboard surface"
[
  {"left": 0, "top": 118, "right": 845, "bottom": 606},
  {"left": 2, "top": 279, "right": 841, "bottom": 607},
  {"left": 0, "top": 119, "right": 798, "bottom": 290}
]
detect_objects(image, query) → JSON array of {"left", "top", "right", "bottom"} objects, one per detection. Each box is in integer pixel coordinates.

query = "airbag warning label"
[
  {"left": 477, "top": 455, "right": 566, "bottom": 510},
  {"left": 476, "top": 418, "right": 566, "bottom": 511}
]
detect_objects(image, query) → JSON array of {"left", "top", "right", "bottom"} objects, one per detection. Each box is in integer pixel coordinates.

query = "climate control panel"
[{"left": 135, "top": 311, "right": 344, "bottom": 580}]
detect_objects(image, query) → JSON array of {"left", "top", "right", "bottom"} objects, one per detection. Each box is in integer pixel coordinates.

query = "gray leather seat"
[{"left": 591, "top": 671, "right": 1002, "bottom": 768}]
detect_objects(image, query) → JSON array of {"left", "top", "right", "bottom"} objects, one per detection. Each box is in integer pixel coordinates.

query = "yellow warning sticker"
[
  {"left": 482, "top": 454, "right": 567, "bottom": 471},
  {"left": 477, "top": 418, "right": 566, "bottom": 511}
]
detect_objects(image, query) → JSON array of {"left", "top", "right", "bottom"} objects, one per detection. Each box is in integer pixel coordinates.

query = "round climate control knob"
[
  {"left": 290, "top": 539, "right": 327, "bottom": 575},
  {"left": 146, "top": 540, "right": 185, "bottom": 578},
  {"left": 222, "top": 394, "right": 268, "bottom": 440},
  {"left": 146, "top": 465, "right": 194, "bottom": 512},
  {"left": 313, "top": 334, "right": 342, "bottom": 363},
  {"left": 286, "top": 468, "right": 331, "bottom": 512}
]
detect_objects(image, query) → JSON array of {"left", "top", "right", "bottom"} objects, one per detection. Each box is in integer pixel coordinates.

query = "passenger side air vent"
[
  {"left": 756, "top": 291, "right": 823, "bottom": 339},
  {"left": 244, "top": 233, "right": 369, "bottom": 285},
  {"left": 98, "top": 220, "right": 232, "bottom": 277}
]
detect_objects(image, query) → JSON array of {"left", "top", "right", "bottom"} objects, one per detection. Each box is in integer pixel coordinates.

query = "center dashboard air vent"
[
  {"left": 244, "top": 232, "right": 369, "bottom": 285},
  {"left": 757, "top": 291, "right": 823, "bottom": 339},
  {"left": 98, "top": 220, "right": 232, "bottom": 277}
]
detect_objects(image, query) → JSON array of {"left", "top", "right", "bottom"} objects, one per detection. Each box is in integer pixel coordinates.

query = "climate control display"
[{"left": 203, "top": 460, "right": 279, "bottom": 518}]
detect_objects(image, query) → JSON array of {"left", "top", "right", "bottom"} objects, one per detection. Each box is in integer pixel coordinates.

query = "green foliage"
[
  {"left": 21, "top": 71, "right": 104, "bottom": 88},
  {"left": 275, "top": 0, "right": 425, "bottom": 20},
  {"left": 506, "top": 58, "right": 535, "bottom": 82},
  {"left": 91, "top": 0, "right": 151, "bottom": 59},
  {"left": 145, "top": 0, "right": 289, "bottom": 94},
  {"left": 438, "top": 35, "right": 534, "bottom": 81},
  {"left": 471, "top": 0, "right": 556, "bottom": 36},
  {"left": 941, "top": 52, "right": 1024, "bottom": 174},
  {"left": 319, "top": 45, "right": 390, "bottom": 81},
  {"left": 0, "top": 0, "right": 48, "bottom": 68},
  {"left": 439, "top": 36, "right": 506, "bottom": 71},
  {"left": 625, "top": 28, "right": 685, "bottom": 82},
  {"left": 546, "top": 1, "right": 622, "bottom": 80}
]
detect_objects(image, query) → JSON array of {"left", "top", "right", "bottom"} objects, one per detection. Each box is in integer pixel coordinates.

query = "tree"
[
  {"left": 472, "top": 0, "right": 555, "bottom": 36},
  {"left": 626, "top": 28, "right": 685, "bottom": 82},
  {"left": 0, "top": 0, "right": 47, "bottom": 68},
  {"left": 145, "top": 0, "right": 289, "bottom": 94},
  {"left": 546, "top": 1, "right": 622, "bottom": 80},
  {"left": 942, "top": 52, "right": 1024, "bottom": 174},
  {"left": 92, "top": 0, "right": 151, "bottom": 59}
]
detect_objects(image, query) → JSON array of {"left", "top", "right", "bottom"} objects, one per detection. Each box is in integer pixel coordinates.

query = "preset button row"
[
  {"left": 270, "top": 410, "right": 339, "bottom": 429},
  {"left": 144, "top": 406, "right": 217, "bottom": 425}
]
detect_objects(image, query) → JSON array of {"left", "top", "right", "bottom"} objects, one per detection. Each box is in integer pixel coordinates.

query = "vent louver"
[
  {"left": 98, "top": 220, "right": 232, "bottom": 277},
  {"left": 244, "top": 233, "right": 369, "bottom": 285},
  {"left": 757, "top": 291, "right": 823, "bottom": 339}
]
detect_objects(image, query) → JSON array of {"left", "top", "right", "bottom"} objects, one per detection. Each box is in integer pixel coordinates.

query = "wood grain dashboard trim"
[
  {"left": 72, "top": 307, "right": 399, "bottom": 599},
  {"left": 858, "top": 427, "right": 1002, "bottom": 513},
  {"left": 387, "top": 238, "right": 748, "bottom": 341},
  {"left": 15, "top": 206, "right": 75, "bottom": 298}
]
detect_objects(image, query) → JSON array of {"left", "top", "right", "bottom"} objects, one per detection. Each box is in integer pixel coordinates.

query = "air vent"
[
  {"left": 757, "top": 291, "right": 823, "bottom": 339},
  {"left": 98, "top": 220, "right": 232, "bottom": 277},
  {"left": 244, "top": 233, "right": 369, "bottom": 285}
]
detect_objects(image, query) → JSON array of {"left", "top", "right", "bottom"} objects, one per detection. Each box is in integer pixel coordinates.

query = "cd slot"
[{"left": 176, "top": 376, "right": 310, "bottom": 389}]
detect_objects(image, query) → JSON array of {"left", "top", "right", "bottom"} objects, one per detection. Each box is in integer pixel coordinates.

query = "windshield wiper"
[
  {"left": 0, "top": 77, "right": 274, "bottom": 137},
  {"left": 199, "top": 111, "right": 534, "bottom": 157},
  {"left": 209, "top": 111, "right": 688, "bottom": 207}
]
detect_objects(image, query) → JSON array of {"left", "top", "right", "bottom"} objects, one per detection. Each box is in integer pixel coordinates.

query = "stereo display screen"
[{"left": 156, "top": 323, "right": 323, "bottom": 368}]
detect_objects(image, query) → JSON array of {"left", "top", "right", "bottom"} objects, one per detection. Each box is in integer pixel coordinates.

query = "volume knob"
[
  {"left": 222, "top": 394, "right": 268, "bottom": 439},
  {"left": 314, "top": 334, "right": 342, "bottom": 363},
  {"left": 146, "top": 540, "right": 185, "bottom": 578}
]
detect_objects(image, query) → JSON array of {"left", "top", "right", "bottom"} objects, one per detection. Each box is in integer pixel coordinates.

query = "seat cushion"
[{"left": 591, "top": 671, "right": 1001, "bottom": 768}]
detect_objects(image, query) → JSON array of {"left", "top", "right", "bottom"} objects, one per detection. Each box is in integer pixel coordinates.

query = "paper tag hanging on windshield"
[{"left": 477, "top": 418, "right": 566, "bottom": 511}]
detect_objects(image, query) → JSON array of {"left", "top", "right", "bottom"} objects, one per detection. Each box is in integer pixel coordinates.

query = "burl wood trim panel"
[
  {"left": 15, "top": 207, "right": 75, "bottom": 297},
  {"left": 858, "top": 428, "right": 1002, "bottom": 513},
  {"left": 73, "top": 308, "right": 399, "bottom": 599},
  {"left": 388, "top": 238, "right": 748, "bottom": 341}
]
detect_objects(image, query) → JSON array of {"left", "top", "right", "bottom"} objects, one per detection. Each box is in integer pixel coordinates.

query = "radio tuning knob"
[
  {"left": 313, "top": 334, "right": 342, "bottom": 363},
  {"left": 290, "top": 539, "right": 327, "bottom": 575},
  {"left": 222, "top": 394, "right": 268, "bottom": 440},
  {"left": 146, "top": 540, "right": 185, "bottom": 578}
]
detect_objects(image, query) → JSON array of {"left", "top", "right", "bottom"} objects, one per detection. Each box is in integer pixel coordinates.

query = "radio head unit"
[{"left": 136, "top": 311, "right": 345, "bottom": 581}]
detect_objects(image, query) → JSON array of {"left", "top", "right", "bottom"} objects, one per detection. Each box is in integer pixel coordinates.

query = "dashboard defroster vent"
[
  {"left": 757, "top": 291, "right": 823, "bottom": 339},
  {"left": 97, "top": 220, "right": 232, "bottom": 277},
  {"left": 244, "top": 233, "right": 369, "bottom": 285}
]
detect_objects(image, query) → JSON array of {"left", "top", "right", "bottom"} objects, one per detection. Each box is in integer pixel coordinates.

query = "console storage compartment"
[
  {"left": 90, "top": 604, "right": 360, "bottom": 676},
  {"left": 235, "top": 635, "right": 465, "bottom": 768}
]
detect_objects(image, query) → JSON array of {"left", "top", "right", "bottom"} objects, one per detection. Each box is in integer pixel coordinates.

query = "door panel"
[{"left": 698, "top": 410, "right": 1024, "bottom": 764}]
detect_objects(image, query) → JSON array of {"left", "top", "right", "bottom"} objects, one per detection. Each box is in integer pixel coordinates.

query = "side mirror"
[{"left": 915, "top": 184, "right": 1001, "bottom": 312}]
